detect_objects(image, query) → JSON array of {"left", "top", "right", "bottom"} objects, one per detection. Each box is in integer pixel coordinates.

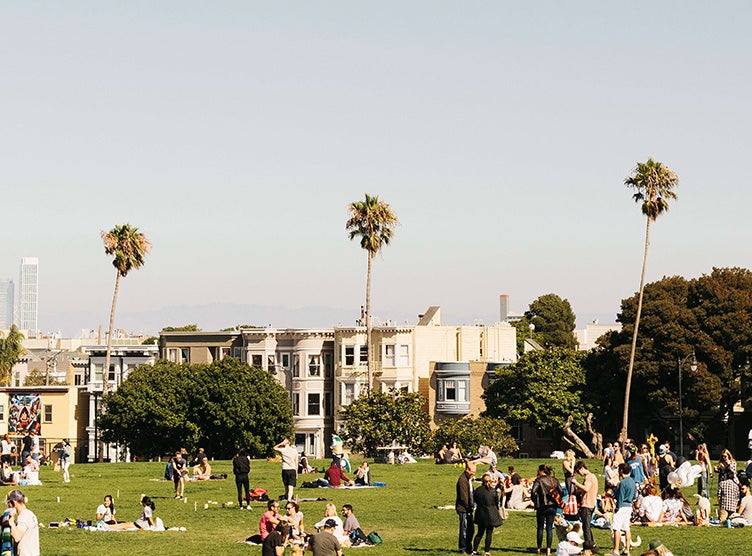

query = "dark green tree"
[
  {"left": 99, "top": 358, "right": 293, "bottom": 458},
  {"left": 0, "top": 325, "right": 25, "bottom": 386},
  {"left": 525, "top": 293, "right": 578, "bottom": 350},
  {"left": 99, "top": 360, "right": 199, "bottom": 457},
  {"left": 484, "top": 347, "right": 590, "bottom": 434},
  {"left": 339, "top": 391, "right": 431, "bottom": 456},
  {"left": 433, "top": 416, "right": 517, "bottom": 457},
  {"left": 161, "top": 324, "right": 201, "bottom": 332}
]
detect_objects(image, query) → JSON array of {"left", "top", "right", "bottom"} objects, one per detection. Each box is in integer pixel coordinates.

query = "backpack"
[
  {"left": 164, "top": 462, "right": 174, "bottom": 481},
  {"left": 367, "top": 531, "right": 383, "bottom": 545},
  {"left": 349, "top": 527, "right": 370, "bottom": 546}
]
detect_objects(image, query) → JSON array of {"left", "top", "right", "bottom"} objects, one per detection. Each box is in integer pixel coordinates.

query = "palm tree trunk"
[
  {"left": 366, "top": 251, "right": 373, "bottom": 394},
  {"left": 104, "top": 271, "right": 121, "bottom": 396},
  {"left": 620, "top": 217, "right": 652, "bottom": 442}
]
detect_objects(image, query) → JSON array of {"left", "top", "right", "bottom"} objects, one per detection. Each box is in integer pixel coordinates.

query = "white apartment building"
[{"left": 0, "top": 279, "right": 13, "bottom": 329}]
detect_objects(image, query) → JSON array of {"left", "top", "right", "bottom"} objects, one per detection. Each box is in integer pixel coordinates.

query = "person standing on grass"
[
  {"left": 273, "top": 438, "right": 299, "bottom": 501},
  {"left": 455, "top": 460, "right": 476, "bottom": 555},
  {"left": 6, "top": 489, "right": 39, "bottom": 556},
  {"left": 610, "top": 463, "right": 636, "bottom": 556},
  {"left": 572, "top": 461, "right": 598, "bottom": 553},
  {"left": 531, "top": 464, "right": 561, "bottom": 556},
  {"left": 20, "top": 432, "right": 32, "bottom": 463},
  {"left": 233, "top": 448, "right": 251, "bottom": 509},
  {"left": 170, "top": 450, "right": 187, "bottom": 499},
  {"left": 60, "top": 439, "right": 72, "bottom": 483},
  {"left": 472, "top": 472, "right": 503, "bottom": 556}
]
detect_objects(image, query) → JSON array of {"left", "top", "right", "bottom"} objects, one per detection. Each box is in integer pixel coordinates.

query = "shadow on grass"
[{"left": 404, "top": 546, "right": 537, "bottom": 554}]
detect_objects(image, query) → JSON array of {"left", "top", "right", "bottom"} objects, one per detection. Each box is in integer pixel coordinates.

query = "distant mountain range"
[{"left": 42, "top": 303, "right": 429, "bottom": 337}]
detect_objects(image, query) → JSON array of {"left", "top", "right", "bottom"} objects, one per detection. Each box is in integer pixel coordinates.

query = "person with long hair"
[
  {"left": 530, "top": 464, "right": 562, "bottom": 556},
  {"left": 472, "top": 472, "right": 503, "bottom": 556},
  {"left": 716, "top": 448, "right": 739, "bottom": 522},
  {"left": 262, "top": 522, "right": 290, "bottom": 556},
  {"left": 95, "top": 494, "right": 117, "bottom": 526},
  {"left": 696, "top": 443, "right": 712, "bottom": 499},
  {"left": 108, "top": 495, "right": 155, "bottom": 530}
]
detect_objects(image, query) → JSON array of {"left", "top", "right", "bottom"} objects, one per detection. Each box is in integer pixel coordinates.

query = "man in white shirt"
[{"left": 7, "top": 489, "right": 39, "bottom": 556}]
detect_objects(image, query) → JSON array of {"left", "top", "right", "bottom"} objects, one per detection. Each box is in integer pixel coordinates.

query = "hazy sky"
[{"left": 2, "top": 2, "right": 750, "bottom": 335}]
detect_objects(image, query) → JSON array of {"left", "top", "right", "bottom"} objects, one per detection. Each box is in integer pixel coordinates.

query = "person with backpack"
[{"left": 531, "top": 464, "right": 562, "bottom": 556}]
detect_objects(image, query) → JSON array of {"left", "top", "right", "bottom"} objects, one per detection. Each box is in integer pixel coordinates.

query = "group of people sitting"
[
  {"left": 255, "top": 499, "right": 367, "bottom": 554},
  {"left": 0, "top": 455, "right": 41, "bottom": 486},
  {"left": 305, "top": 458, "right": 371, "bottom": 488}
]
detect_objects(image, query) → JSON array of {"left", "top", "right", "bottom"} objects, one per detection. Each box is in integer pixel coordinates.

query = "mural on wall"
[{"left": 8, "top": 393, "right": 41, "bottom": 434}]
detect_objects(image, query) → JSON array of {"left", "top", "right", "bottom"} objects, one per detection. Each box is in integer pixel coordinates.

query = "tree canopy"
[
  {"left": 587, "top": 267, "right": 752, "bottom": 446},
  {"left": 339, "top": 391, "right": 431, "bottom": 456},
  {"left": 525, "top": 293, "right": 577, "bottom": 350},
  {"left": 433, "top": 416, "right": 518, "bottom": 457},
  {"left": 484, "top": 347, "right": 590, "bottom": 434},
  {"left": 161, "top": 324, "right": 201, "bottom": 332},
  {"left": 0, "top": 325, "right": 25, "bottom": 386},
  {"left": 99, "top": 357, "right": 294, "bottom": 458}
]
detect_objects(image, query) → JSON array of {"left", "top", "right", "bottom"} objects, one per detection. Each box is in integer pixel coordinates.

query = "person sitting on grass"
[
  {"left": 354, "top": 462, "right": 371, "bottom": 486},
  {"left": 192, "top": 456, "right": 211, "bottom": 481},
  {"left": 262, "top": 522, "right": 291, "bottom": 556},
  {"left": 319, "top": 460, "right": 353, "bottom": 487},
  {"left": 108, "top": 496, "right": 155, "bottom": 531},
  {"left": 259, "top": 500, "right": 285, "bottom": 541},
  {"left": 341, "top": 504, "right": 360, "bottom": 537},
  {"left": 637, "top": 483, "right": 663, "bottom": 524},
  {"left": 314, "top": 503, "right": 349, "bottom": 546},
  {"left": 95, "top": 494, "right": 117, "bottom": 527}
]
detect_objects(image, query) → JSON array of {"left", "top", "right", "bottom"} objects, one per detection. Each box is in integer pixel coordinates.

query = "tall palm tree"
[
  {"left": 620, "top": 158, "right": 678, "bottom": 442},
  {"left": 101, "top": 224, "right": 151, "bottom": 395},
  {"left": 346, "top": 194, "right": 398, "bottom": 393}
]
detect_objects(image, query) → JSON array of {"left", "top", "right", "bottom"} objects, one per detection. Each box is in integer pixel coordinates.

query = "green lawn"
[{"left": 20, "top": 458, "right": 745, "bottom": 555}]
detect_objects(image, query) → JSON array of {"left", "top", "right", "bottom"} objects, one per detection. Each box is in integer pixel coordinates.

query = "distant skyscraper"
[
  {"left": 18, "top": 257, "right": 39, "bottom": 333},
  {"left": 0, "top": 278, "right": 13, "bottom": 329}
]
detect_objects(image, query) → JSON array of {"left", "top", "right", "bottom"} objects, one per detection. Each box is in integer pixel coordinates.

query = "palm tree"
[
  {"left": 346, "top": 194, "right": 398, "bottom": 393},
  {"left": 620, "top": 158, "right": 678, "bottom": 442},
  {"left": 101, "top": 224, "right": 151, "bottom": 395}
]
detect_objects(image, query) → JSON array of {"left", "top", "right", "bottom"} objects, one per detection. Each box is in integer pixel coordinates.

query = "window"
[
  {"left": 211, "top": 347, "right": 229, "bottom": 361},
  {"left": 267, "top": 354, "right": 275, "bottom": 371},
  {"left": 324, "top": 353, "right": 333, "bottom": 377},
  {"left": 384, "top": 345, "right": 395, "bottom": 367},
  {"left": 108, "top": 365, "right": 116, "bottom": 383},
  {"left": 437, "top": 378, "right": 470, "bottom": 402},
  {"left": 292, "top": 394, "right": 300, "bottom": 416},
  {"left": 344, "top": 346, "right": 355, "bottom": 366},
  {"left": 43, "top": 404, "right": 53, "bottom": 423},
  {"left": 181, "top": 348, "right": 189, "bottom": 363},
  {"left": 251, "top": 354, "right": 263, "bottom": 368},
  {"left": 324, "top": 392, "right": 333, "bottom": 416},
  {"left": 398, "top": 345, "right": 409, "bottom": 367},
  {"left": 359, "top": 345, "right": 368, "bottom": 364},
  {"left": 280, "top": 353, "right": 290, "bottom": 369},
  {"left": 308, "top": 355, "right": 321, "bottom": 376},
  {"left": 343, "top": 383, "right": 355, "bottom": 405},
  {"left": 166, "top": 348, "right": 180, "bottom": 363},
  {"left": 292, "top": 354, "right": 300, "bottom": 377},
  {"left": 307, "top": 393, "right": 321, "bottom": 416},
  {"left": 510, "top": 423, "right": 523, "bottom": 442},
  {"left": 0, "top": 404, "right": 4, "bottom": 421}
]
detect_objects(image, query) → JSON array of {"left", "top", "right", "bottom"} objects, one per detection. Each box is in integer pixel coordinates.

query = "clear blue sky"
[{"left": 2, "top": 1, "right": 750, "bottom": 335}]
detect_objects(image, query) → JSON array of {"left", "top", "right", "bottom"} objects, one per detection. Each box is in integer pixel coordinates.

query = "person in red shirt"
[{"left": 323, "top": 461, "right": 352, "bottom": 487}]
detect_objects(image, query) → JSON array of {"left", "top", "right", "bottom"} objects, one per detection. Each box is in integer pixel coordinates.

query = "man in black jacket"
[{"left": 455, "top": 460, "right": 476, "bottom": 554}]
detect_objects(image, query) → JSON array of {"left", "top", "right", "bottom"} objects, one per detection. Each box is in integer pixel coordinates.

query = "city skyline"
[{"left": 2, "top": 3, "right": 751, "bottom": 336}]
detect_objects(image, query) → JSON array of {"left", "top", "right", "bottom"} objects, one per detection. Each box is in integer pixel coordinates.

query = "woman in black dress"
[{"left": 472, "top": 472, "right": 504, "bottom": 556}]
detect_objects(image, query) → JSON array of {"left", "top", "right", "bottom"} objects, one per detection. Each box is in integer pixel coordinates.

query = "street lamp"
[{"left": 677, "top": 351, "right": 698, "bottom": 458}]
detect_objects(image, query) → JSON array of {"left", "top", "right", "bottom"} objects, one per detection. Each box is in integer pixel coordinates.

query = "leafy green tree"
[
  {"left": 484, "top": 347, "right": 590, "bottom": 434},
  {"left": 190, "top": 357, "right": 294, "bottom": 457},
  {"left": 620, "top": 158, "right": 679, "bottom": 442},
  {"left": 433, "top": 416, "right": 517, "bottom": 457},
  {"left": 339, "top": 391, "right": 431, "bottom": 456},
  {"left": 161, "top": 324, "right": 201, "bottom": 332},
  {"left": 346, "top": 194, "right": 398, "bottom": 392},
  {"left": 525, "top": 293, "right": 577, "bottom": 350},
  {"left": 0, "top": 325, "right": 25, "bottom": 386},
  {"left": 99, "top": 360, "right": 199, "bottom": 457},
  {"left": 589, "top": 268, "right": 752, "bottom": 447},
  {"left": 99, "top": 358, "right": 293, "bottom": 458},
  {"left": 141, "top": 336, "right": 159, "bottom": 345},
  {"left": 101, "top": 224, "right": 151, "bottom": 395}
]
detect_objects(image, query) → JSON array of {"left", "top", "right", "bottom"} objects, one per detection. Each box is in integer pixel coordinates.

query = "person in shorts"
[
  {"left": 610, "top": 463, "right": 636, "bottom": 556},
  {"left": 274, "top": 439, "right": 299, "bottom": 501}
]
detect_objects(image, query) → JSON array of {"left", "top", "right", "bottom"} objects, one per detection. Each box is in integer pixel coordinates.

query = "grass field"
[{"left": 17, "top": 457, "right": 746, "bottom": 555}]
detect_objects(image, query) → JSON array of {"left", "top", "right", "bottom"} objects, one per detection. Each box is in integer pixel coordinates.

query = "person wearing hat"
[
  {"left": 656, "top": 445, "right": 674, "bottom": 492},
  {"left": 556, "top": 531, "right": 583, "bottom": 556},
  {"left": 6, "top": 489, "right": 39, "bottom": 556},
  {"left": 308, "top": 518, "right": 343, "bottom": 556},
  {"left": 643, "top": 539, "right": 673, "bottom": 556}
]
